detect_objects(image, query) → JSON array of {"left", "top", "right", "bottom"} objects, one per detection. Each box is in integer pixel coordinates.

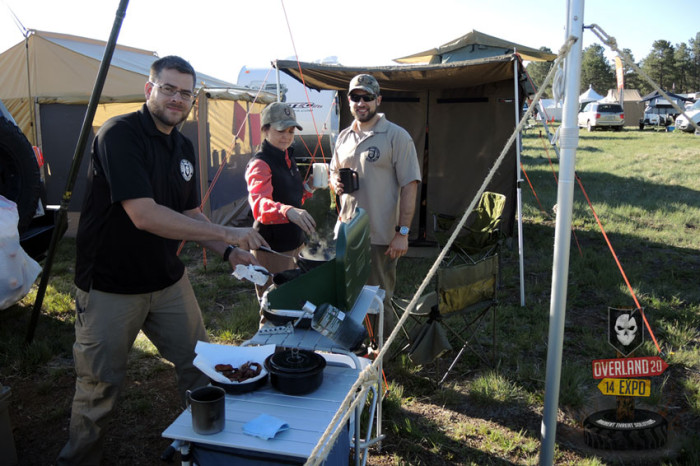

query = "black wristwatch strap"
[{"left": 222, "top": 245, "right": 236, "bottom": 262}]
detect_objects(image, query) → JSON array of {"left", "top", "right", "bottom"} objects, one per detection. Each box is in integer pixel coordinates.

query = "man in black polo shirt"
[{"left": 58, "top": 56, "right": 268, "bottom": 465}]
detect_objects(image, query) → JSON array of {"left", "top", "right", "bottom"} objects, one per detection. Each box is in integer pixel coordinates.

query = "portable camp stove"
[{"left": 262, "top": 208, "right": 371, "bottom": 326}]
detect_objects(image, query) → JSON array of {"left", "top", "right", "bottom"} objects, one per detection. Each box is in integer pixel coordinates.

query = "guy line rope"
[
  {"left": 588, "top": 24, "right": 700, "bottom": 134},
  {"left": 303, "top": 36, "right": 578, "bottom": 466}
]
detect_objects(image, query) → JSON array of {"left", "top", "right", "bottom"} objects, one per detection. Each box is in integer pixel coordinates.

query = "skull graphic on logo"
[
  {"left": 614, "top": 314, "right": 637, "bottom": 346},
  {"left": 608, "top": 307, "right": 644, "bottom": 356}
]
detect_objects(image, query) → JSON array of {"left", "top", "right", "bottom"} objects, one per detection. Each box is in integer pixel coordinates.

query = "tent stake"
[{"left": 25, "top": 0, "right": 130, "bottom": 344}]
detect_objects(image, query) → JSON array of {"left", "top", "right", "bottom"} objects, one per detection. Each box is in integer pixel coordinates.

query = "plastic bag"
[{"left": 0, "top": 196, "right": 41, "bottom": 310}]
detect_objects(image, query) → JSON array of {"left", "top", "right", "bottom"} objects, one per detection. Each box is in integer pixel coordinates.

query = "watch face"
[{"left": 399, "top": 226, "right": 409, "bottom": 235}]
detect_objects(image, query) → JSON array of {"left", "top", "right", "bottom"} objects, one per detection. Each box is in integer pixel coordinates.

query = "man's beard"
[
  {"left": 352, "top": 106, "right": 377, "bottom": 123},
  {"left": 148, "top": 100, "right": 190, "bottom": 128}
]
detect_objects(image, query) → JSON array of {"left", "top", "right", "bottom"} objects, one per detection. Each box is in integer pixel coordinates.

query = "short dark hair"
[{"left": 150, "top": 55, "right": 196, "bottom": 85}]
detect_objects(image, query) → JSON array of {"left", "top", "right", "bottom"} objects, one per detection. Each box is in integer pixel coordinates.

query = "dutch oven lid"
[{"left": 266, "top": 349, "right": 326, "bottom": 374}]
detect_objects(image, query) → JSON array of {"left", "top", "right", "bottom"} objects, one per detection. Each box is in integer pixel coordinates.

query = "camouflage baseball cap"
[
  {"left": 261, "top": 102, "right": 303, "bottom": 131},
  {"left": 349, "top": 74, "right": 380, "bottom": 96}
]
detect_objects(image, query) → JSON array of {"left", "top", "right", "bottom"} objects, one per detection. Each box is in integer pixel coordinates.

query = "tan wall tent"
[
  {"left": 602, "top": 89, "right": 644, "bottom": 127},
  {"left": 0, "top": 30, "right": 274, "bottom": 224},
  {"left": 275, "top": 55, "right": 526, "bottom": 240}
]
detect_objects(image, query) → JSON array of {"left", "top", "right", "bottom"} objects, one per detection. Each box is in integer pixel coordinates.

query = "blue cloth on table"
[{"left": 243, "top": 414, "right": 289, "bottom": 440}]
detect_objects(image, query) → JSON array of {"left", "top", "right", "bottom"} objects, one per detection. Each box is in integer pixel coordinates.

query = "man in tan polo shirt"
[{"left": 330, "top": 74, "right": 421, "bottom": 348}]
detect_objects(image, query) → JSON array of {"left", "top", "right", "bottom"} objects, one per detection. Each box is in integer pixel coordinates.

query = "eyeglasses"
[
  {"left": 149, "top": 82, "right": 196, "bottom": 101},
  {"left": 349, "top": 94, "right": 376, "bottom": 103}
]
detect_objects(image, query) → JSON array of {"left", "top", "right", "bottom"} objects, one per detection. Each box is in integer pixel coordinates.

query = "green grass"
[{"left": 1, "top": 126, "right": 699, "bottom": 464}]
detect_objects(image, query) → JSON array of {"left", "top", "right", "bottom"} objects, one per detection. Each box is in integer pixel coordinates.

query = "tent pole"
[
  {"left": 25, "top": 0, "right": 130, "bottom": 344},
  {"left": 274, "top": 62, "right": 282, "bottom": 102},
  {"left": 540, "top": 0, "right": 584, "bottom": 464},
  {"left": 197, "top": 94, "right": 211, "bottom": 219},
  {"left": 513, "top": 53, "right": 526, "bottom": 307}
]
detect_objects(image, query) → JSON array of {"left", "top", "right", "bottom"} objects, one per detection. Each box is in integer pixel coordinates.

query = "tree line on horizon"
[{"left": 526, "top": 31, "right": 700, "bottom": 99}]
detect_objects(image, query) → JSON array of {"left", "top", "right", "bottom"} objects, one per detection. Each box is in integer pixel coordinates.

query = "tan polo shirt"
[{"left": 331, "top": 114, "right": 421, "bottom": 245}]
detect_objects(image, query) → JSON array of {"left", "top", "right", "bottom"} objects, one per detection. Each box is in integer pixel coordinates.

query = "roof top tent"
[
  {"left": 0, "top": 30, "right": 275, "bottom": 225},
  {"left": 237, "top": 65, "right": 340, "bottom": 164},
  {"left": 641, "top": 90, "right": 692, "bottom": 108},
  {"left": 274, "top": 54, "right": 529, "bottom": 244},
  {"left": 393, "top": 29, "right": 557, "bottom": 64}
]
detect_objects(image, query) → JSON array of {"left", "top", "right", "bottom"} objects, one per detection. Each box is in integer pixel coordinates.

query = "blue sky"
[{"left": 1, "top": 0, "right": 698, "bottom": 85}]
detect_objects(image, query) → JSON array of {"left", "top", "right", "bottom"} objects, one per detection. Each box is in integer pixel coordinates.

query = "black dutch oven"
[{"left": 264, "top": 348, "right": 326, "bottom": 395}]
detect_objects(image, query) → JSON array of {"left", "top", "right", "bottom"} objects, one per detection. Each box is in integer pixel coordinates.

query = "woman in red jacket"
[{"left": 245, "top": 102, "right": 317, "bottom": 298}]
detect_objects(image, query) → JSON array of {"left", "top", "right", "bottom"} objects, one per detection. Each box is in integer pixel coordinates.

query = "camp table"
[{"left": 162, "top": 285, "right": 384, "bottom": 466}]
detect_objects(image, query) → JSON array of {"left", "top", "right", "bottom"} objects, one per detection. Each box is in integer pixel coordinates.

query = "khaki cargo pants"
[{"left": 57, "top": 273, "right": 209, "bottom": 465}]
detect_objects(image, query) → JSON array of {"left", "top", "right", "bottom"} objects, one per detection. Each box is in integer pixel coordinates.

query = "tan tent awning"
[
  {"left": 393, "top": 30, "right": 556, "bottom": 64},
  {"left": 275, "top": 54, "right": 517, "bottom": 92}
]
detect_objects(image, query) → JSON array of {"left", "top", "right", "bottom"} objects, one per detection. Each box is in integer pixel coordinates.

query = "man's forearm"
[
  {"left": 397, "top": 181, "right": 419, "bottom": 227},
  {"left": 123, "top": 198, "right": 226, "bottom": 243},
  {"left": 183, "top": 210, "right": 230, "bottom": 256}
]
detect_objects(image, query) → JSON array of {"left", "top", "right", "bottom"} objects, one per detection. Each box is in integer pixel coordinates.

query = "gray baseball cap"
[
  {"left": 261, "top": 102, "right": 303, "bottom": 131},
  {"left": 349, "top": 74, "right": 380, "bottom": 96}
]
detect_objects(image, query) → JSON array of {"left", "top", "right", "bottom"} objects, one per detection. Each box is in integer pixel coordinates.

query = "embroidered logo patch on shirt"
[
  {"left": 180, "top": 159, "right": 194, "bottom": 181},
  {"left": 365, "top": 146, "right": 381, "bottom": 162}
]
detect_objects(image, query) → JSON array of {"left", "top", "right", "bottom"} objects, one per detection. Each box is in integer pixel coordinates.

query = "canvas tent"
[
  {"left": 579, "top": 85, "right": 603, "bottom": 105},
  {"left": 275, "top": 54, "right": 526, "bottom": 240},
  {"left": 393, "top": 29, "right": 557, "bottom": 64},
  {"left": 538, "top": 98, "right": 563, "bottom": 122},
  {"left": 0, "top": 30, "right": 275, "bottom": 224},
  {"left": 601, "top": 88, "right": 644, "bottom": 127}
]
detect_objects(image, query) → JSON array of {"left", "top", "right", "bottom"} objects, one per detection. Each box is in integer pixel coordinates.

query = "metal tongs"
[{"left": 257, "top": 245, "right": 293, "bottom": 258}]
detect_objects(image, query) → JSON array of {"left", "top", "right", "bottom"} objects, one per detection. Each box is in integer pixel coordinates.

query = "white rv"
[{"left": 237, "top": 66, "right": 339, "bottom": 163}]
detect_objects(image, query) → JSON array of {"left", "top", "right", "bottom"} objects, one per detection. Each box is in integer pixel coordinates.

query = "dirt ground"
[{"left": 6, "top": 352, "right": 691, "bottom": 465}]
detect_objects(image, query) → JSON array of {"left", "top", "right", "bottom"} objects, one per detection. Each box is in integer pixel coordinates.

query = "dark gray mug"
[
  {"left": 338, "top": 168, "right": 359, "bottom": 194},
  {"left": 186, "top": 385, "right": 225, "bottom": 435}
]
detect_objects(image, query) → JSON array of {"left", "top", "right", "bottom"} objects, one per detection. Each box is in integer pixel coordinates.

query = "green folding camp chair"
[
  {"left": 396, "top": 191, "right": 505, "bottom": 384},
  {"left": 434, "top": 191, "right": 506, "bottom": 264}
]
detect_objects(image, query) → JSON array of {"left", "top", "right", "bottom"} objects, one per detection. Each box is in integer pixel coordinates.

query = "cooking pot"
[
  {"left": 271, "top": 268, "right": 303, "bottom": 286},
  {"left": 264, "top": 348, "right": 326, "bottom": 395},
  {"left": 257, "top": 245, "right": 333, "bottom": 274},
  {"left": 295, "top": 254, "right": 328, "bottom": 273}
]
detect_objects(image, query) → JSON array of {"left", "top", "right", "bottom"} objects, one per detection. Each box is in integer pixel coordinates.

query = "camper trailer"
[{"left": 237, "top": 66, "right": 339, "bottom": 163}]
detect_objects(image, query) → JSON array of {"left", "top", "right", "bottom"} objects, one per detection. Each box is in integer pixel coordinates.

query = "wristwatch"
[
  {"left": 222, "top": 244, "right": 237, "bottom": 262},
  {"left": 395, "top": 225, "right": 410, "bottom": 236}
]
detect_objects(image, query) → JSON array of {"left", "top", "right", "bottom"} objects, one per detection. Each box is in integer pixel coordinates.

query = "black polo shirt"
[{"left": 75, "top": 104, "right": 199, "bottom": 293}]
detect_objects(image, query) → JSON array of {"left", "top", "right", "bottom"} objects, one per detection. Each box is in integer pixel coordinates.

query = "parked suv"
[{"left": 578, "top": 102, "right": 624, "bottom": 131}]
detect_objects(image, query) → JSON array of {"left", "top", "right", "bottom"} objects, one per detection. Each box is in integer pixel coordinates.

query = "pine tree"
[
  {"left": 641, "top": 40, "right": 676, "bottom": 93},
  {"left": 525, "top": 47, "right": 555, "bottom": 98},
  {"left": 579, "top": 44, "right": 614, "bottom": 95}
]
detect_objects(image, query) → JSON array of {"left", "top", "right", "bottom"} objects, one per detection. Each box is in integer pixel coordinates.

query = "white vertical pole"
[
  {"left": 540, "top": 0, "right": 584, "bottom": 464},
  {"left": 513, "top": 54, "right": 526, "bottom": 307},
  {"left": 274, "top": 62, "right": 282, "bottom": 103}
]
